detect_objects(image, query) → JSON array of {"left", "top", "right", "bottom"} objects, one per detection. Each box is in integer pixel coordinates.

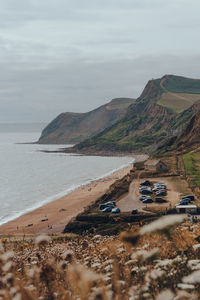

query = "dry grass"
[
  {"left": 157, "top": 92, "right": 200, "bottom": 113},
  {"left": 0, "top": 217, "right": 200, "bottom": 299}
]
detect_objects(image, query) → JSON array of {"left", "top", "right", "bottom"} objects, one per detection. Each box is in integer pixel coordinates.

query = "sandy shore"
[
  {"left": 0, "top": 165, "right": 130, "bottom": 236},
  {"left": 0, "top": 154, "right": 148, "bottom": 236}
]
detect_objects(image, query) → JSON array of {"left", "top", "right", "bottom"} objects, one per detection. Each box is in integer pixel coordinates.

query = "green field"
[
  {"left": 157, "top": 92, "right": 200, "bottom": 113},
  {"left": 183, "top": 151, "right": 200, "bottom": 188},
  {"left": 163, "top": 75, "right": 200, "bottom": 94}
]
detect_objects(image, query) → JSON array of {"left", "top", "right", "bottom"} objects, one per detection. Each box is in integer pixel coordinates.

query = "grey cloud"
[
  {"left": 0, "top": 0, "right": 200, "bottom": 122},
  {"left": 1, "top": 54, "right": 200, "bottom": 123}
]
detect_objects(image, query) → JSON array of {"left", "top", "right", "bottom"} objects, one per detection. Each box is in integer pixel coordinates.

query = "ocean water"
[{"left": 0, "top": 132, "right": 133, "bottom": 226}]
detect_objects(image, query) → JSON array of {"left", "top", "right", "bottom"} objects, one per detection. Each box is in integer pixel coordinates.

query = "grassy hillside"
[
  {"left": 163, "top": 75, "right": 200, "bottom": 94},
  {"left": 69, "top": 75, "right": 200, "bottom": 154},
  {"left": 157, "top": 92, "right": 200, "bottom": 113}
]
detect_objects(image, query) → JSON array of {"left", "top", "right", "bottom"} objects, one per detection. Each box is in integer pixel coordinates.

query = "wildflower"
[
  {"left": 2, "top": 261, "right": 12, "bottom": 272},
  {"left": 182, "top": 270, "right": 200, "bottom": 284},
  {"left": 131, "top": 248, "right": 159, "bottom": 263},
  {"left": 177, "top": 283, "right": 195, "bottom": 290},
  {"left": 193, "top": 243, "right": 200, "bottom": 251},
  {"left": 35, "top": 235, "right": 51, "bottom": 246},
  {"left": 150, "top": 268, "right": 165, "bottom": 280},
  {"left": 140, "top": 214, "right": 186, "bottom": 236},
  {"left": 1, "top": 251, "right": 14, "bottom": 262},
  {"left": 61, "top": 250, "right": 73, "bottom": 262},
  {"left": 174, "top": 290, "right": 197, "bottom": 300},
  {"left": 156, "top": 289, "right": 174, "bottom": 300}
]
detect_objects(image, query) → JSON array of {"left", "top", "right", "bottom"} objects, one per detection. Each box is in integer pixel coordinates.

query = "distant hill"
[
  {"left": 37, "top": 98, "right": 135, "bottom": 144},
  {"left": 66, "top": 75, "right": 200, "bottom": 155}
]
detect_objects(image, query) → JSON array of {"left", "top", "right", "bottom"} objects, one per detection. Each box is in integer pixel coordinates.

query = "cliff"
[
  {"left": 38, "top": 98, "right": 135, "bottom": 144},
  {"left": 64, "top": 75, "right": 200, "bottom": 154}
]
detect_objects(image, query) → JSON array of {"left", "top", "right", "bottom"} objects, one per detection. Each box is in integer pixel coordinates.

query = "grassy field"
[
  {"left": 163, "top": 75, "right": 200, "bottom": 94},
  {"left": 183, "top": 151, "right": 200, "bottom": 188},
  {"left": 157, "top": 92, "right": 200, "bottom": 113}
]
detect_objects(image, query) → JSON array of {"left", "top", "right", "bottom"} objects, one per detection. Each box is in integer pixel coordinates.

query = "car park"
[
  {"left": 111, "top": 207, "right": 120, "bottom": 213},
  {"left": 132, "top": 209, "right": 138, "bottom": 214},
  {"left": 155, "top": 197, "right": 167, "bottom": 203},
  {"left": 140, "top": 180, "right": 151, "bottom": 186},
  {"left": 102, "top": 207, "right": 112, "bottom": 213},
  {"left": 142, "top": 198, "right": 153, "bottom": 203}
]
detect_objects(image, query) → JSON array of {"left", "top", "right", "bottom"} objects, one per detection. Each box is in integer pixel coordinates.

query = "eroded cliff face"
[
  {"left": 38, "top": 98, "right": 135, "bottom": 144},
  {"left": 71, "top": 79, "right": 173, "bottom": 154}
]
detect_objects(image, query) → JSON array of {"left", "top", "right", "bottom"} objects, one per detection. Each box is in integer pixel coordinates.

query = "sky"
[{"left": 1, "top": 0, "right": 200, "bottom": 123}]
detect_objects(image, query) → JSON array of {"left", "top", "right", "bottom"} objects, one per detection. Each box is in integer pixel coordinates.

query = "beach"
[{"left": 0, "top": 164, "right": 134, "bottom": 236}]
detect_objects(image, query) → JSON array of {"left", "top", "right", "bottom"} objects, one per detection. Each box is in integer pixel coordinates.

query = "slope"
[
  {"left": 38, "top": 98, "right": 135, "bottom": 144},
  {"left": 69, "top": 75, "right": 200, "bottom": 154}
]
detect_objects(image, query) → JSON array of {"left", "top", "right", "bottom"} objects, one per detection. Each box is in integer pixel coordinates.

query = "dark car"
[
  {"left": 182, "top": 195, "right": 195, "bottom": 201},
  {"left": 155, "top": 197, "right": 167, "bottom": 203},
  {"left": 156, "top": 190, "right": 167, "bottom": 196},
  {"left": 140, "top": 180, "right": 151, "bottom": 186},
  {"left": 181, "top": 197, "right": 191, "bottom": 203},
  {"left": 99, "top": 202, "right": 115, "bottom": 210},
  {"left": 179, "top": 199, "right": 189, "bottom": 205},
  {"left": 132, "top": 209, "right": 138, "bottom": 214},
  {"left": 142, "top": 198, "right": 153, "bottom": 203},
  {"left": 140, "top": 189, "right": 153, "bottom": 195},
  {"left": 102, "top": 207, "right": 112, "bottom": 213}
]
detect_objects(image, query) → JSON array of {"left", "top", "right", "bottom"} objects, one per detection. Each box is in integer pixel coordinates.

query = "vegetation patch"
[
  {"left": 157, "top": 92, "right": 200, "bottom": 113},
  {"left": 183, "top": 151, "right": 200, "bottom": 188}
]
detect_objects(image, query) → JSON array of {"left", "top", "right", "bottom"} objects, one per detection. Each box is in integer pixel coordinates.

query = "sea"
[{"left": 0, "top": 131, "right": 133, "bottom": 226}]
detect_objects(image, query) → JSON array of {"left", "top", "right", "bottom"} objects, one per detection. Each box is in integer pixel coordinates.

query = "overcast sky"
[{"left": 1, "top": 0, "right": 200, "bottom": 123}]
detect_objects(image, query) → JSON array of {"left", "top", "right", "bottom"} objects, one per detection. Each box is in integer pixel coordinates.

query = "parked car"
[
  {"left": 140, "top": 189, "right": 153, "bottom": 195},
  {"left": 156, "top": 190, "right": 167, "bottom": 196},
  {"left": 142, "top": 198, "right": 153, "bottom": 203},
  {"left": 153, "top": 186, "right": 166, "bottom": 192},
  {"left": 139, "top": 186, "right": 150, "bottom": 191},
  {"left": 155, "top": 197, "right": 167, "bottom": 203},
  {"left": 105, "top": 201, "right": 116, "bottom": 207},
  {"left": 111, "top": 207, "right": 120, "bottom": 213},
  {"left": 182, "top": 195, "right": 195, "bottom": 201},
  {"left": 181, "top": 197, "right": 191, "bottom": 203},
  {"left": 102, "top": 207, "right": 112, "bottom": 213},
  {"left": 132, "top": 209, "right": 138, "bottom": 214},
  {"left": 99, "top": 202, "right": 115, "bottom": 210},
  {"left": 139, "top": 195, "right": 152, "bottom": 201},
  {"left": 140, "top": 180, "right": 151, "bottom": 186},
  {"left": 179, "top": 199, "right": 190, "bottom": 205}
]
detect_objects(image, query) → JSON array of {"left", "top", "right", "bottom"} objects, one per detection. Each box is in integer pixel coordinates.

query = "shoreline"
[
  {"left": 0, "top": 159, "right": 133, "bottom": 228},
  {"left": 0, "top": 154, "right": 147, "bottom": 236}
]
